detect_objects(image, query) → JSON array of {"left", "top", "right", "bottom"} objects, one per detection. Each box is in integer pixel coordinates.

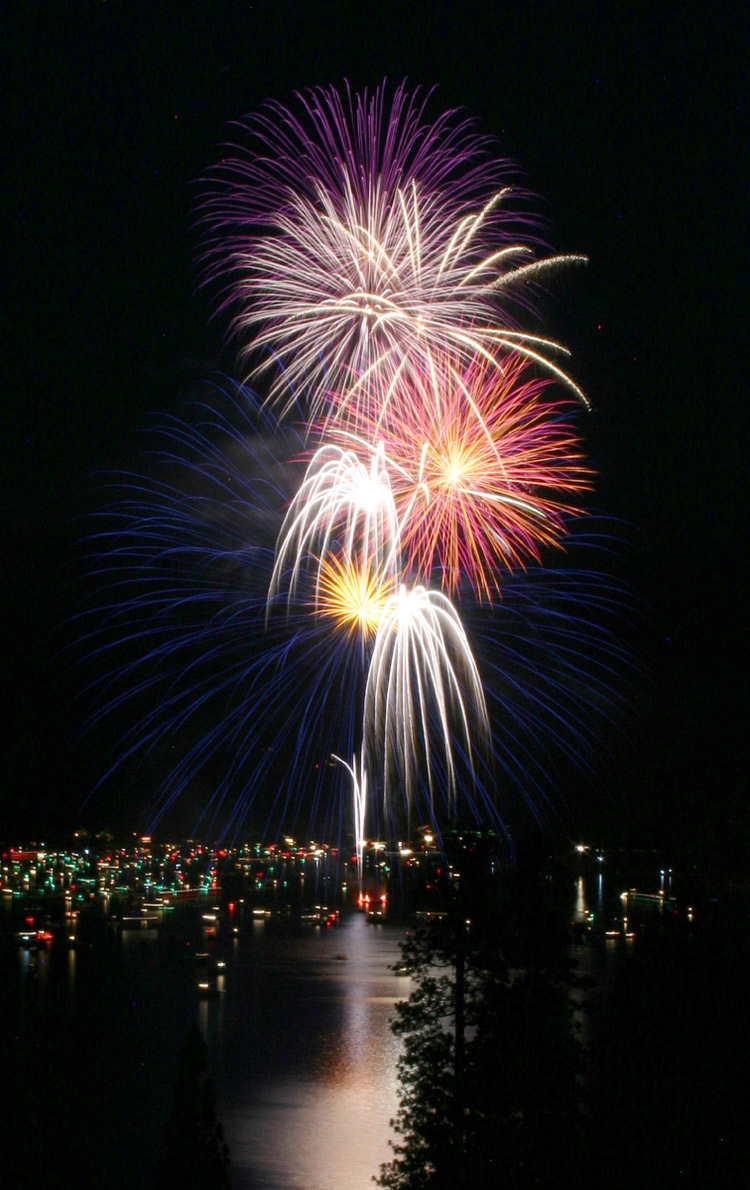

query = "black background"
[{"left": 3, "top": 1, "right": 746, "bottom": 846}]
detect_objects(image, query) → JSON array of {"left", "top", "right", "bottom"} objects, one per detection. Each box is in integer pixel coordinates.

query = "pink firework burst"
[{"left": 333, "top": 352, "right": 592, "bottom": 602}]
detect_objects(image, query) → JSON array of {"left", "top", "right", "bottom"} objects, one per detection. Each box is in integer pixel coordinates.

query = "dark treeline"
[
  {"left": 378, "top": 841, "right": 750, "bottom": 1189},
  {"left": 154, "top": 1024, "right": 231, "bottom": 1189},
  {"left": 585, "top": 903, "right": 750, "bottom": 1187}
]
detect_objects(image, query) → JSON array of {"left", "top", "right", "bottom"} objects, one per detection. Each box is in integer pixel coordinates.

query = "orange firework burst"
[
  {"left": 337, "top": 352, "right": 592, "bottom": 601},
  {"left": 316, "top": 555, "right": 394, "bottom": 639}
]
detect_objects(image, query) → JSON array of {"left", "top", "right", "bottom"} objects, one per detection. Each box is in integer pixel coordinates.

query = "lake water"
[
  {"left": 2, "top": 867, "right": 651, "bottom": 1188},
  {"left": 2, "top": 904, "right": 409, "bottom": 1189},
  {"left": 205, "top": 913, "right": 407, "bottom": 1189}
]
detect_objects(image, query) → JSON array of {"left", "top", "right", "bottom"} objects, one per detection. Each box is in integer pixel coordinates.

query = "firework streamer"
[
  {"left": 268, "top": 440, "right": 401, "bottom": 618},
  {"left": 363, "top": 584, "right": 490, "bottom": 828}
]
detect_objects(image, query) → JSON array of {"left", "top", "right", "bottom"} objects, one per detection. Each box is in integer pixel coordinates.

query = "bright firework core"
[
  {"left": 439, "top": 444, "right": 471, "bottom": 488},
  {"left": 317, "top": 557, "right": 392, "bottom": 639},
  {"left": 330, "top": 351, "right": 591, "bottom": 601}
]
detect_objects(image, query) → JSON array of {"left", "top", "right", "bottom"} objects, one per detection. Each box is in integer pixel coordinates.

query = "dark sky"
[{"left": 3, "top": 2, "right": 747, "bottom": 846}]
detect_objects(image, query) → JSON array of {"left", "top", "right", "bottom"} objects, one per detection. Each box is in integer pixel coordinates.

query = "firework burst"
[
  {"left": 316, "top": 555, "right": 394, "bottom": 641},
  {"left": 77, "top": 82, "right": 628, "bottom": 849},
  {"left": 333, "top": 350, "right": 592, "bottom": 601},
  {"left": 200, "top": 80, "right": 588, "bottom": 428},
  {"left": 268, "top": 440, "right": 400, "bottom": 613}
]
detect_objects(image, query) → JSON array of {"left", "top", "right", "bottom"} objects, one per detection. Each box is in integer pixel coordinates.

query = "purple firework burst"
[{"left": 199, "top": 81, "right": 585, "bottom": 424}]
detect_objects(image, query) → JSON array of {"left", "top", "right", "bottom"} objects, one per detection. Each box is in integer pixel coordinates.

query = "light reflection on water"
[
  {"left": 5, "top": 868, "right": 654, "bottom": 1188},
  {"left": 2, "top": 902, "right": 409, "bottom": 1189},
  {"left": 216, "top": 914, "right": 406, "bottom": 1190}
]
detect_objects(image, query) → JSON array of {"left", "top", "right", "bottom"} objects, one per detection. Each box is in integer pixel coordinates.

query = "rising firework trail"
[{"left": 333, "top": 753, "right": 368, "bottom": 891}]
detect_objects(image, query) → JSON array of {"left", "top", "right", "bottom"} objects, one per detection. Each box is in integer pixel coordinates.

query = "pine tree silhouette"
[{"left": 154, "top": 1024, "right": 232, "bottom": 1189}]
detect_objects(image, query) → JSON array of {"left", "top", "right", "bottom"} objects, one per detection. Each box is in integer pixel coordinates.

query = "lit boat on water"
[{"left": 195, "top": 950, "right": 226, "bottom": 997}]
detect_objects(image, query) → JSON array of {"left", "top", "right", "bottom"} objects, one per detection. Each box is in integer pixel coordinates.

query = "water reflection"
[
  {"left": 3, "top": 855, "right": 689, "bottom": 1188},
  {"left": 574, "top": 875, "right": 586, "bottom": 922},
  {"left": 4, "top": 906, "right": 408, "bottom": 1187},
  {"left": 219, "top": 914, "right": 405, "bottom": 1190}
]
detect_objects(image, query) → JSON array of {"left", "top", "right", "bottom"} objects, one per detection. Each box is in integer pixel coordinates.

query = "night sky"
[{"left": 4, "top": 2, "right": 746, "bottom": 847}]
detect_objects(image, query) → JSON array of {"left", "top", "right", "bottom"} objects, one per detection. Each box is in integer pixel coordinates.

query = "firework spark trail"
[
  {"left": 364, "top": 584, "right": 489, "bottom": 822},
  {"left": 462, "top": 556, "right": 635, "bottom": 823},
  {"left": 75, "top": 387, "right": 376, "bottom": 839},
  {"left": 268, "top": 441, "right": 401, "bottom": 616},
  {"left": 333, "top": 753, "right": 368, "bottom": 891},
  {"left": 200, "top": 80, "right": 588, "bottom": 429}
]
